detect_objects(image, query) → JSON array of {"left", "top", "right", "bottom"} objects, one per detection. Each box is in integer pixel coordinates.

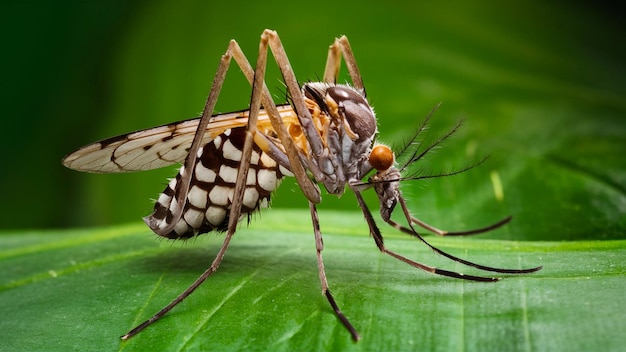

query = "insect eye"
[
  {"left": 326, "top": 86, "right": 376, "bottom": 142},
  {"left": 369, "top": 144, "right": 394, "bottom": 171}
]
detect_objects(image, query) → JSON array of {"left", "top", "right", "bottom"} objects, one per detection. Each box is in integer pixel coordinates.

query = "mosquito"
[{"left": 62, "top": 29, "right": 542, "bottom": 341}]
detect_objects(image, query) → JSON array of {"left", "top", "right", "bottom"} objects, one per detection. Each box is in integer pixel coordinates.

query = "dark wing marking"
[{"left": 62, "top": 104, "right": 295, "bottom": 173}]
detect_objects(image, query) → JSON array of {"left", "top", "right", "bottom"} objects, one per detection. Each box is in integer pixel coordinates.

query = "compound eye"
[
  {"left": 326, "top": 86, "right": 376, "bottom": 142},
  {"left": 369, "top": 144, "right": 394, "bottom": 171}
]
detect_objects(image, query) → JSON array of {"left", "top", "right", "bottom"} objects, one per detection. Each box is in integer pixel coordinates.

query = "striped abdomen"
[{"left": 144, "top": 127, "right": 292, "bottom": 239}]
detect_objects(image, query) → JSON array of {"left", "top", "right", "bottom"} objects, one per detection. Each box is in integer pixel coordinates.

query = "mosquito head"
[{"left": 304, "top": 83, "right": 377, "bottom": 143}]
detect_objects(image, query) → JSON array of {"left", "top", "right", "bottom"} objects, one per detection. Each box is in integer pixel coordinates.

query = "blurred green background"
[{"left": 1, "top": 0, "right": 624, "bottom": 241}]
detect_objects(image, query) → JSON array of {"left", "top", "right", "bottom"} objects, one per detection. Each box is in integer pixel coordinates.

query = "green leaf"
[{"left": 1, "top": 210, "right": 623, "bottom": 351}]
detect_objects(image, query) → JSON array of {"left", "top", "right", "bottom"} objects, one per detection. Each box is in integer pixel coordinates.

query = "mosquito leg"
[
  {"left": 323, "top": 38, "right": 342, "bottom": 84},
  {"left": 149, "top": 40, "right": 234, "bottom": 237},
  {"left": 228, "top": 32, "right": 321, "bottom": 204},
  {"left": 121, "top": 229, "right": 236, "bottom": 339},
  {"left": 352, "top": 190, "right": 505, "bottom": 282},
  {"left": 122, "top": 36, "right": 270, "bottom": 340},
  {"left": 123, "top": 218, "right": 239, "bottom": 339},
  {"left": 410, "top": 214, "right": 512, "bottom": 236},
  {"left": 223, "top": 29, "right": 273, "bottom": 234},
  {"left": 124, "top": 32, "right": 305, "bottom": 340},
  {"left": 309, "top": 201, "right": 360, "bottom": 341},
  {"left": 322, "top": 35, "right": 365, "bottom": 94},
  {"left": 394, "top": 196, "right": 542, "bottom": 274},
  {"left": 334, "top": 36, "right": 365, "bottom": 94},
  {"left": 264, "top": 30, "right": 326, "bottom": 164}
]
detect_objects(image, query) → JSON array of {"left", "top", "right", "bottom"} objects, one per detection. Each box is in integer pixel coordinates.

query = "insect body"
[
  {"left": 143, "top": 82, "right": 377, "bottom": 239},
  {"left": 62, "top": 30, "right": 541, "bottom": 341}
]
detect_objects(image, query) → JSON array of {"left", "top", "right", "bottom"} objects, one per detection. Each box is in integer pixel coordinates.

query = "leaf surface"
[{"left": 1, "top": 211, "right": 623, "bottom": 351}]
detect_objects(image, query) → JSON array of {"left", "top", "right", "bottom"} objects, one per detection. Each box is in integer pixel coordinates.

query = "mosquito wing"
[{"left": 62, "top": 104, "right": 297, "bottom": 173}]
